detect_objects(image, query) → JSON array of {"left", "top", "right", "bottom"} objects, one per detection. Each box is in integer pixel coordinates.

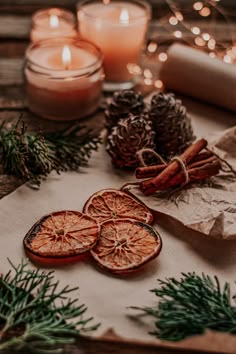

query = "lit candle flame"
[
  {"left": 120, "top": 8, "right": 129, "bottom": 23},
  {"left": 49, "top": 14, "right": 59, "bottom": 28},
  {"left": 62, "top": 46, "right": 72, "bottom": 70}
]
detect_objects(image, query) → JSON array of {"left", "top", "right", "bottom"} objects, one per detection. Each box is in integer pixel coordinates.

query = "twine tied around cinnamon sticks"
[
  {"left": 136, "top": 148, "right": 167, "bottom": 167},
  {"left": 137, "top": 148, "right": 190, "bottom": 187},
  {"left": 135, "top": 139, "right": 223, "bottom": 196}
]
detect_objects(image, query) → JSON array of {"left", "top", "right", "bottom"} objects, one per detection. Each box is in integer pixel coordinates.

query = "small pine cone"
[
  {"left": 105, "top": 90, "right": 145, "bottom": 130},
  {"left": 106, "top": 114, "right": 156, "bottom": 168},
  {"left": 148, "top": 92, "right": 195, "bottom": 159}
]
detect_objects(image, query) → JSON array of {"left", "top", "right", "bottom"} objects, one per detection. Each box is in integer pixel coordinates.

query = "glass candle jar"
[
  {"left": 31, "top": 8, "right": 77, "bottom": 42},
  {"left": 77, "top": 0, "right": 151, "bottom": 91},
  {"left": 25, "top": 38, "right": 104, "bottom": 121}
]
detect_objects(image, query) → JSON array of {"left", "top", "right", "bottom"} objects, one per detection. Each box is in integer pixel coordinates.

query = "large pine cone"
[
  {"left": 148, "top": 92, "right": 195, "bottom": 159},
  {"left": 105, "top": 90, "right": 145, "bottom": 130},
  {"left": 106, "top": 114, "right": 156, "bottom": 168}
]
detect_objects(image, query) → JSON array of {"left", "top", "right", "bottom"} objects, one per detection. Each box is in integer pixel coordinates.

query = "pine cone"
[
  {"left": 149, "top": 92, "right": 195, "bottom": 159},
  {"left": 106, "top": 114, "right": 156, "bottom": 168},
  {"left": 105, "top": 90, "right": 145, "bottom": 130}
]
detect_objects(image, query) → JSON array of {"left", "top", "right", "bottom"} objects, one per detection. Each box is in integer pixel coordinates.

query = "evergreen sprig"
[
  {"left": 0, "top": 259, "right": 99, "bottom": 353},
  {"left": 0, "top": 120, "right": 101, "bottom": 185},
  {"left": 130, "top": 273, "right": 236, "bottom": 341}
]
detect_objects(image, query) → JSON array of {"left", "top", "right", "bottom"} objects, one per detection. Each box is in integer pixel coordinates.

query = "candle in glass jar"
[
  {"left": 31, "top": 8, "right": 77, "bottom": 42},
  {"left": 77, "top": 0, "right": 151, "bottom": 90},
  {"left": 25, "top": 38, "right": 104, "bottom": 121}
]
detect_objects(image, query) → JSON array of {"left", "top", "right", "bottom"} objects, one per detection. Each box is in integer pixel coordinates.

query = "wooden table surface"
[{"left": 1, "top": 2, "right": 236, "bottom": 353}]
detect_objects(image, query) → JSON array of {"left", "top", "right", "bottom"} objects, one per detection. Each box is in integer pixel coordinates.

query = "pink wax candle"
[
  {"left": 31, "top": 8, "right": 77, "bottom": 42},
  {"left": 25, "top": 38, "right": 104, "bottom": 121},
  {"left": 77, "top": 0, "right": 151, "bottom": 90}
]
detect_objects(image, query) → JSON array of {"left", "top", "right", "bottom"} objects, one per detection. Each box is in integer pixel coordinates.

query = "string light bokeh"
[{"left": 129, "top": 0, "right": 236, "bottom": 90}]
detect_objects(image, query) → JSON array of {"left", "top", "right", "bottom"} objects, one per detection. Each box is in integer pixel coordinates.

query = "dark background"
[{"left": 0, "top": 0, "right": 235, "bottom": 19}]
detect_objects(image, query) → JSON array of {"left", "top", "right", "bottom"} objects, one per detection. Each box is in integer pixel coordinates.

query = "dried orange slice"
[
  {"left": 24, "top": 210, "right": 100, "bottom": 266},
  {"left": 83, "top": 188, "right": 153, "bottom": 224},
  {"left": 90, "top": 219, "right": 162, "bottom": 274}
]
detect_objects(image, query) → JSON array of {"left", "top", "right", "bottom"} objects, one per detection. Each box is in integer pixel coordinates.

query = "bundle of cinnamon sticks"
[{"left": 136, "top": 139, "right": 221, "bottom": 196}]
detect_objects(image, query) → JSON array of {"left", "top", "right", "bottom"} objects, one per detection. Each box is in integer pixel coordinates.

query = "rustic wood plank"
[
  {"left": 0, "top": 0, "right": 77, "bottom": 6},
  {"left": 0, "top": 175, "right": 24, "bottom": 199},
  {"left": 8, "top": 336, "right": 234, "bottom": 354},
  {"left": 0, "top": 14, "right": 235, "bottom": 42},
  {"left": 3, "top": 0, "right": 233, "bottom": 4},
  {"left": 0, "top": 15, "right": 31, "bottom": 38},
  {"left": 0, "top": 59, "right": 24, "bottom": 86},
  {"left": 0, "top": 0, "right": 235, "bottom": 17},
  {"left": 0, "top": 110, "right": 68, "bottom": 132},
  {"left": 0, "top": 87, "right": 26, "bottom": 109},
  {"left": 73, "top": 331, "right": 236, "bottom": 354},
  {"left": 0, "top": 109, "right": 105, "bottom": 133},
  {"left": 0, "top": 40, "right": 28, "bottom": 58}
]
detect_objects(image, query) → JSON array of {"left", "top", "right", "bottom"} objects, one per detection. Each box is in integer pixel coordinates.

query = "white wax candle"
[
  {"left": 77, "top": 0, "right": 150, "bottom": 84},
  {"left": 31, "top": 8, "right": 77, "bottom": 42},
  {"left": 25, "top": 39, "right": 104, "bottom": 121}
]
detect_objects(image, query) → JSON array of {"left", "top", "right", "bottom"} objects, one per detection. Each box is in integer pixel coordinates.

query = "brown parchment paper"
[
  {"left": 0, "top": 99, "right": 235, "bottom": 352},
  {"left": 159, "top": 43, "right": 236, "bottom": 112},
  {"left": 128, "top": 126, "right": 236, "bottom": 240}
]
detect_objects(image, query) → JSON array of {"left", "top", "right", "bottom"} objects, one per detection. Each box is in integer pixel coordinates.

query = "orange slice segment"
[
  {"left": 90, "top": 219, "right": 162, "bottom": 274},
  {"left": 83, "top": 188, "right": 153, "bottom": 224},
  {"left": 24, "top": 210, "right": 100, "bottom": 266}
]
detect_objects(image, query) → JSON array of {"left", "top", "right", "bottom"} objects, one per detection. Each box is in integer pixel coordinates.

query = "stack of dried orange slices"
[{"left": 24, "top": 189, "right": 162, "bottom": 274}]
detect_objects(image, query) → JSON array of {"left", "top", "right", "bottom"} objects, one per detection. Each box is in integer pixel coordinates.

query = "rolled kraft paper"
[{"left": 159, "top": 43, "right": 236, "bottom": 112}]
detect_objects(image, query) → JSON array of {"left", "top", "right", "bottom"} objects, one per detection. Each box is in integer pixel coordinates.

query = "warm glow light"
[
  {"left": 193, "top": 2, "right": 203, "bottom": 11},
  {"left": 195, "top": 37, "right": 206, "bottom": 46},
  {"left": 208, "top": 38, "right": 216, "bottom": 50},
  {"left": 127, "top": 63, "right": 142, "bottom": 75},
  {"left": 223, "top": 55, "right": 232, "bottom": 63},
  {"left": 174, "top": 30, "right": 182, "bottom": 38},
  {"left": 200, "top": 7, "right": 211, "bottom": 16},
  {"left": 49, "top": 15, "right": 59, "bottom": 28},
  {"left": 209, "top": 52, "right": 216, "bottom": 58},
  {"left": 175, "top": 11, "right": 183, "bottom": 21},
  {"left": 154, "top": 80, "right": 163, "bottom": 89},
  {"left": 191, "top": 26, "right": 200, "bottom": 35},
  {"left": 144, "top": 78, "right": 153, "bottom": 86},
  {"left": 144, "top": 69, "right": 152, "bottom": 79},
  {"left": 169, "top": 16, "right": 178, "bottom": 25},
  {"left": 120, "top": 8, "right": 129, "bottom": 23},
  {"left": 150, "top": 0, "right": 233, "bottom": 66},
  {"left": 147, "top": 41, "right": 157, "bottom": 53},
  {"left": 202, "top": 33, "right": 210, "bottom": 41},
  {"left": 103, "top": 0, "right": 110, "bottom": 3},
  {"left": 62, "top": 45, "right": 71, "bottom": 69},
  {"left": 159, "top": 52, "right": 168, "bottom": 62}
]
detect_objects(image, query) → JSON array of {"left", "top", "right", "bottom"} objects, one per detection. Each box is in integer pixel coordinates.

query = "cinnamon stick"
[
  {"left": 140, "top": 138, "right": 208, "bottom": 195},
  {"left": 188, "top": 156, "right": 217, "bottom": 169},
  {"left": 136, "top": 150, "right": 214, "bottom": 179},
  {"left": 191, "top": 150, "right": 213, "bottom": 163},
  {"left": 136, "top": 164, "right": 166, "bottom": 179},
  {"left": 159, "top": 160, "right": 221, "bottom": 190}
]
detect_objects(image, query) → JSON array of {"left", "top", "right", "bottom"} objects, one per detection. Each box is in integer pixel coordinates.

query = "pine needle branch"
[
  {"left": 130, "top": 273, "right": 236, "bottom": 342},
  {"left": 0, "top": 120, "right": 101, "bottom": 186},
  {"left": 0, "top": 259, "right": 99, "bottom": 353}
]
